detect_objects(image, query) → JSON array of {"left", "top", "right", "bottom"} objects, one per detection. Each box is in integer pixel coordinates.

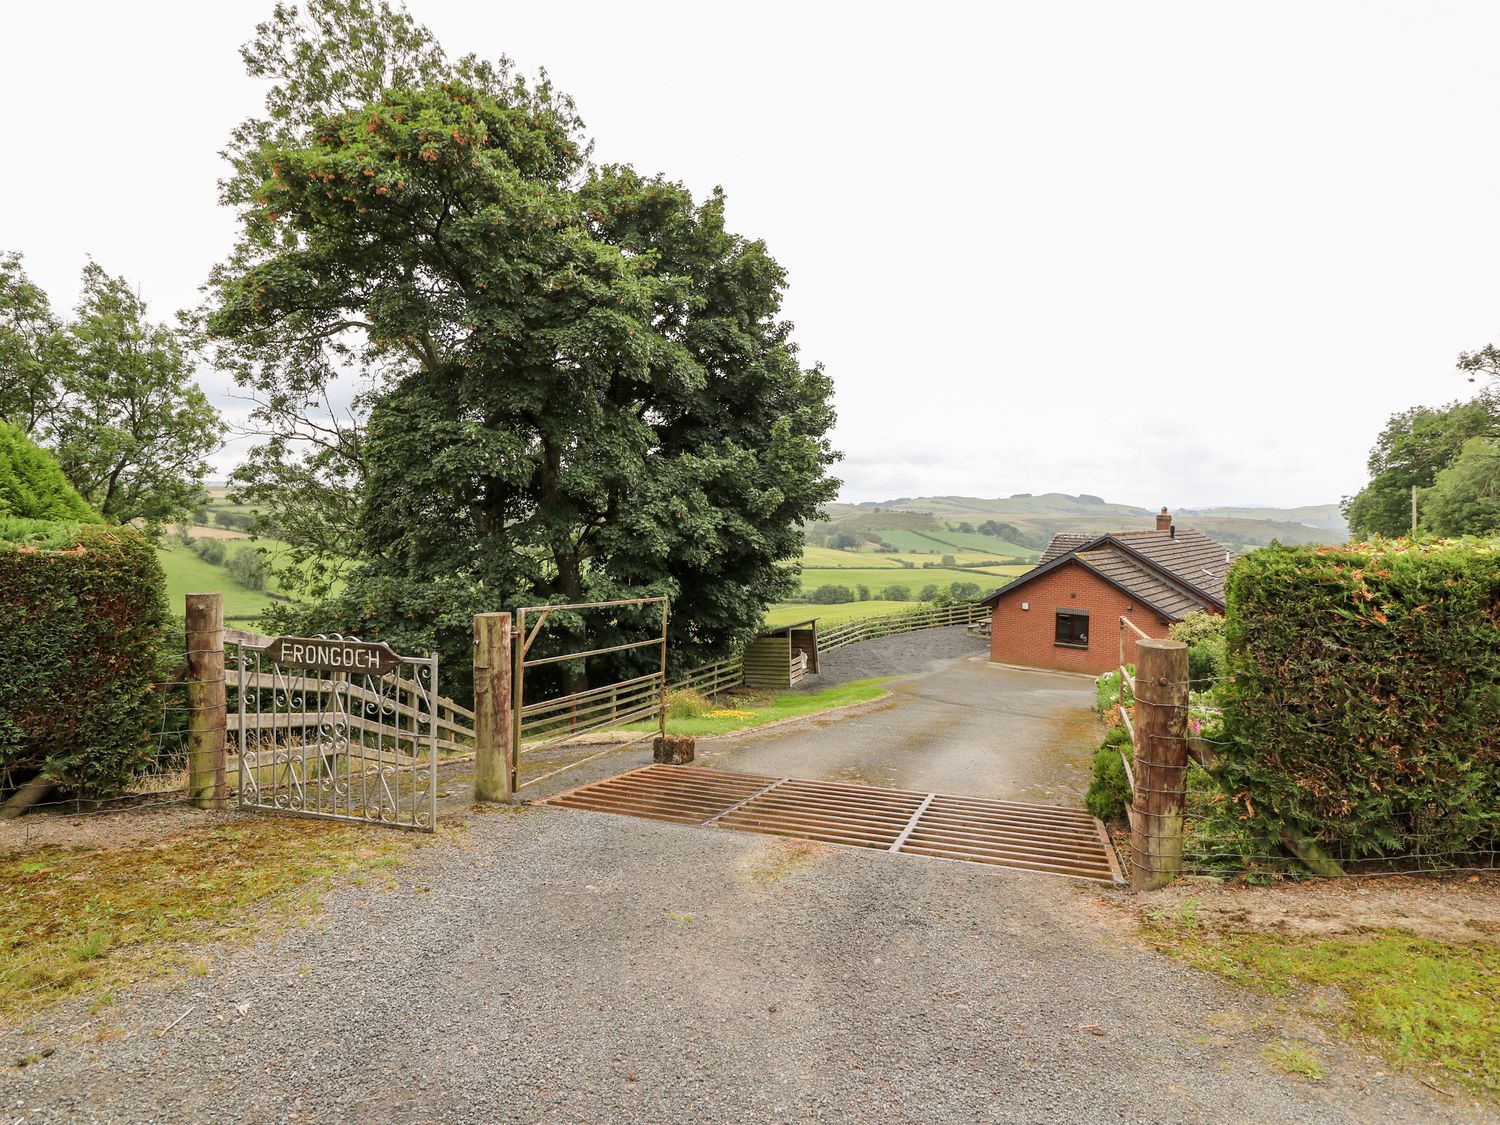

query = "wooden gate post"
[
  {"left": 473, "top": 613, "right": 514, "bottom": 803},
  {"left": 185, "top": 593, "right": 227, "bottom": 811},
  {"left": 1130, "top": 638, "right": 1189, "bottom": 891}
]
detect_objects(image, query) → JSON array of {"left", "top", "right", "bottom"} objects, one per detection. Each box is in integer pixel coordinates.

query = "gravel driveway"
[{"left": 2, "top": 631, "right": 1485, "bottom": 1123}]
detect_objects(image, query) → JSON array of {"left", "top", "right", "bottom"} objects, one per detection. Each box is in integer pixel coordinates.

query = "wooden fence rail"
[{"left": 816, "top": 601, "right": 988, "bottom": 653}]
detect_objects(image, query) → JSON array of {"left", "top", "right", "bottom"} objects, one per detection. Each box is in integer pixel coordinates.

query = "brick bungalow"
[{"left": 982, "top": 508, "right": 1229, "bottom": 675}]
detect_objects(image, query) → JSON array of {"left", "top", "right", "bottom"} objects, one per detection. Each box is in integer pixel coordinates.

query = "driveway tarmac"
[{"left": 2, "top": 630, "right": 1484, "bottom": 1123}]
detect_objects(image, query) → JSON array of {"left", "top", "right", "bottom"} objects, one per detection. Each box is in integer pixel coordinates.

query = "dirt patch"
[
  {"left": 0, "top": 806, "right": 241, "bottom": 858},
  {"left": 1129, "top": 873, "right": 1500, "bottom": 943}
]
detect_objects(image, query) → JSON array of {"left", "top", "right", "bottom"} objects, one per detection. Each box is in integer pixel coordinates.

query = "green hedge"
[
  {"left": 0, "top": 523, "right": 168, "bottom": 798},
  {"left": 1218, "top": 539, "right": 1500, "bottom": 859},
  {"left": 0, "top": 421, "right": 99, "bottom": 522}
]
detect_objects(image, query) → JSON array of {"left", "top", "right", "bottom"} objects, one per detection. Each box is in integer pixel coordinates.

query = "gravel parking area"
[
  {"left": 2, "top": 634, "right": 1488, "bottom": 1123},
  {"left": 795, "top": 623, "right": 987, "bottom": 688}
]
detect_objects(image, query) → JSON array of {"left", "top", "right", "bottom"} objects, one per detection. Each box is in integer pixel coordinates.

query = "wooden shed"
[{"left": 743, "top": 620, "right": 819, "bottom": 688}]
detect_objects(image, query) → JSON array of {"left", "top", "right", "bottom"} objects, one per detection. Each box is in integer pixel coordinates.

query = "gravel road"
[{"left": 2, "top": 632, "right": 1486, "bottom": 1123}]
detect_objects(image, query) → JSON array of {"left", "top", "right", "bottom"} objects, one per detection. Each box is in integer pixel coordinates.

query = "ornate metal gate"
[{"left": 234, "top": 635, "right": 439, "bottom": 831}]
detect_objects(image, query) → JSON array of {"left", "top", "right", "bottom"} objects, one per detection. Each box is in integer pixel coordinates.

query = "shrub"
[
  {"left": 1085, "top": 725, "right": 1134, "bottom": 821},
  {"left": 192, "top": 537, "right": 227, "bottom": 565},
  {"left": 0, "top": 523, "right": 168, "bottom": 798},
  {"left": 881, "top": 584, "right": 911, "bottom": 601},
  {"left": 1170, "top": 610, "right": 1226, "bottom": 686},
  {"left": 226, "top": 547, "right": 268, "bottom": 590},
  {"left": 0, "top": 422, "right": 99, "bottom": 522},
  {"left": 665, "top": 689, "right": 710, "bottom": 720},
  {"left": 808, "top": 583, "right": 855, "bottom": 604},
  {"left": 919, "top": 584, "right": 939, "bottom": 601},
  {"left": 856, "top": 584, "right": 870, "bottom": 601},
  {"left": 1217, "top": 539, "right": 1500, "bottom": 860},
  {"left": 1094, "top": 666, "right": 1134, "bottom": 714}
]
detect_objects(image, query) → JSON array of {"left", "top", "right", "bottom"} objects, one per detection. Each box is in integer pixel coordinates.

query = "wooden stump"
[{"left": 653, "top": 735, "right": 695, "bottom": 764}]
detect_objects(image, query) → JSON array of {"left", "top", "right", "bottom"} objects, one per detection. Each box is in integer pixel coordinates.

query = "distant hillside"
[{"left": 811, "top": 493, "right": 1347, "bottom": 553}]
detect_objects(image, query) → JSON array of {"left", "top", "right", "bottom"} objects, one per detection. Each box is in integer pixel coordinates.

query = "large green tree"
[
  {"left": 0, "top": 253, "right": 65, "bottom": 435},
  {"left": 1421, "top": 436, "right": 1500, "bottom": 535},
  {"left": 207, "top": 2, "right": 839, "bottom": 690},
  {"left": 1343, "top": 398, "right": 1494, "bottom": 537},
  {"left": 49, "top": 263, "right": 220, "bottom": 528}
]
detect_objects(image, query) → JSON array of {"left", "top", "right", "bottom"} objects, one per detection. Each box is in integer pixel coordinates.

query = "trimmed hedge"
[
  {"left": 0, "top": 523, "right": 168, "bottom": 798},
  {"left": 0, "top": 421, "right": 99, "bottom": 522},
  {"left": 1218, "top": 539, "right": 1500, "bottom": 859}
]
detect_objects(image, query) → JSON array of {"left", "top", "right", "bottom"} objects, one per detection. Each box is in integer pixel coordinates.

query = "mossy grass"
[
  {"left": 1146, "top": 918, "right": 1500, "bottom": 1097},
  {"left": 0, "top": 816, "right": 423, "bottom": 1026}
]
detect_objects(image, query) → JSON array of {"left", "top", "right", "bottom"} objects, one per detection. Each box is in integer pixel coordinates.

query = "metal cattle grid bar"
[{"left": 538, "top": 765, "right": 1123, "bottom": 884}]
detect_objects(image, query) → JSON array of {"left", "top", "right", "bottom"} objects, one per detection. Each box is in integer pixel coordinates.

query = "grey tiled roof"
[{"left": 994, "top": 527, "right": 1231, "bottom": 619}]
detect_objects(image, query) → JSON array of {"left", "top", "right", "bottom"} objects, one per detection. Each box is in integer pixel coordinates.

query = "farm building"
[
  {"left": 743, "top": 620, "right": 819, "bottom": 688},
  {"left": 981, "top": 508, "right": 1229, "bottom": 675}
]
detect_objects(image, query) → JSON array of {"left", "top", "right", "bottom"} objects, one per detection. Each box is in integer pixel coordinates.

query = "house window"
[{"left": 1055, "top": 610, "right": 1089, "bottom": 649}]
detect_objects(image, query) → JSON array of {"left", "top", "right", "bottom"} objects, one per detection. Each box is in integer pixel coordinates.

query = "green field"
[
  {"left": 156, "top": 546, "right": 282, "bottom": 621},
  {"left": 796, "top": 565, "right": 1026, "bottom": 595},
  {"left": 800, "top": 546, "right": 904, "bottom": 568}
]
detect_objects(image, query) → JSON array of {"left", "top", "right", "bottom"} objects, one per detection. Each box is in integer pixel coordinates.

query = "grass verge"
[
  {"left": 628, "top": 678, "right": 895, "bottom": 738},
  {"left": 1146, "top": 909, "right": 1499, "bottom": 1097},
  {"left": 0, "top": 817, "right": 424, "bottom": 1028}
]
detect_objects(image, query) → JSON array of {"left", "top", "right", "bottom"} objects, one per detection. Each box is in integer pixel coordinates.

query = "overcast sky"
[{"left": 3, "top": 1, "right": 1497, "bottom": 510}]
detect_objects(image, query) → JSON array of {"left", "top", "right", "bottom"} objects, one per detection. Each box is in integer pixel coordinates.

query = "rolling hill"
[{"left": 810, "top": 493, "right": 1346, "bottom": 553}]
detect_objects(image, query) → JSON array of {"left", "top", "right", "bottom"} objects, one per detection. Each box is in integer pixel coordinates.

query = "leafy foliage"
[
  {"left": 1422, "top": 437, "right": 1500, "bottom": 536},
  {"left": 0, "top": 252, "right": 64, "bottom": 434},
  {"left": 1169, "top": 609, "right": 1226, "bottom": 685},
  {"left": 0, "top": 422, "right": 98, "bottom": 522},
  {"left": 1217, "top": 539, "right": 1500, "bottom": 859},
  {"left": 48, "top": 263, "right": 220, "bottom": 529},
  {"left": 1343, "top": 398, "right": 1494, "bottom": 537},
  {"left": 1085, "top": 725, "right": 1133, "bottom": 821},
  {"left": 207, "top": 4, "right": 839, "bottom": 695},
  {"left": 0, "top": 523, "right": 168, "bottom": 798}
]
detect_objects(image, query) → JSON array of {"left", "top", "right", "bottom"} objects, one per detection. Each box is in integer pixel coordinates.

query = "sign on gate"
[
  {"left": 265, "top": 636, "right": 402, "bottom": 677},
  {"left": 235, "top": 635, "right": 438, "bottom": 831}
]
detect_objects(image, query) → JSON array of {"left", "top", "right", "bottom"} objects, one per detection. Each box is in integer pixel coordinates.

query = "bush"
[
  {"left": 0, "top": 523, "right": 168, "bottom": 798},
  {"left": 881, "top": 584, "right": 911, "bottom": 601},
  {"left": 1170, "top": 610, "right": 1226, "bottom": 686},
  {"left": 808, "top": 583, "right": 855, "bottom": 604},
  {"left": 919, "top": 584, "right": 939, "bottom": 601},
  {"left": 192, "top": 537, "right": 227, "bottom": 565},
  {"left": 665, "top": 689, "right": 710, "bottom": 720},
  {"left": 1094, "top": 666, "right": 1133, "bottom": 714},
  {"left": 1218, "top": 539, "right": 1500, "bottom": 860},
  {"left": 226, "top": 547, "right": 268, "bottom": 590},
  {"left": 0, "top": 422, "right": 99, "bottom": 522},
  {"left": 1085, "top": 725, "right": 1134, "bottom": 821}
]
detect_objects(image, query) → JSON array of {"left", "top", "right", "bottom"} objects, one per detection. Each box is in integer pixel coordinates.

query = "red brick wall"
[{"left": 988, "top": 560, "right": 1175, "bottom": 676}]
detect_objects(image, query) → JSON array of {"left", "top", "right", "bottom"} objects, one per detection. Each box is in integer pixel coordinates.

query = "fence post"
[
  {"left": 185, "top": 593, "right": 226, "bottom": 811},
  {"left": 1130, "top": 638, "right": 1189, "bottom": 891},
  {"left": 473, "top": 612, "right": 513, "bottom": 803}
]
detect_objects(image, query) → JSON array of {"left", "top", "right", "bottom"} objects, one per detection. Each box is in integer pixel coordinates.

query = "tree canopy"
[
  {"left": 1343, "top": 398, "right": 1494, "bottom": 537},
  {"left": 207, "top": 1, "right": 839, "bottom": 690},
  {"left": 0, "top": 255, "right": 220, "bottom": 530}
]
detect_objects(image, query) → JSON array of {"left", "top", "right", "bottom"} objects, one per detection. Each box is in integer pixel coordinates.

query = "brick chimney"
[{"left": 1155, "top": 506, "right": 1172, "bottom": 532}]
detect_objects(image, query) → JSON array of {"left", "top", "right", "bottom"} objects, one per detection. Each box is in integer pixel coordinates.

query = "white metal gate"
[{"left": 235, "top": 635, "right": 439, "bottom": 831}]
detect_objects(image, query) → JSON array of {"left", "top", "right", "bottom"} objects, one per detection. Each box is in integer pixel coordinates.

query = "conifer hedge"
[
  {"left": 0, "top": 522, "right": 168, "bottom": 799},
  {"left": 1218, "top": 539, "right": 1500, "bottom": 859}
]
